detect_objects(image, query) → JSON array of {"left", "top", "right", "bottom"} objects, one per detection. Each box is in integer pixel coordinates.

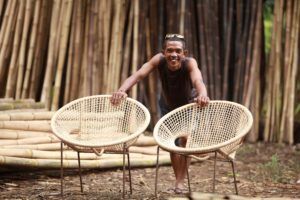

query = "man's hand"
[
  {"left": 194, "top": 95, "right": 210, "bottom": 107},
  {"left": 110, "top": 90, "right": 128, "bottom": 105}
]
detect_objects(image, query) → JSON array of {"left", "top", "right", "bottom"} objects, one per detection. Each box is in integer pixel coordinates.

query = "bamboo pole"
[
  {"left": 179, "top": 0, "right": 185, "bottom": 35},
  {"left": 29, "top": 0, "right": 51, "bottom": 99},
  {"left": 121, "top": 1, "right": 133, "bottom": 83},
  {"left": 212, "top": 0, "right": 221, "bottom": 100},
  {"left": 245, "top": 0, "right": 262, "bottom": 142},
  {"left": 0, "top": 136, "right": 59, "bottom": 145},
  {"left": 78, "top": 0, "right": 90, "bottom": 97},
  {"left": 0, "top": 0, "right": 17, "bottom": 92},
  {"left": 244, "top": 0, "right": 259, "bottom": 107},
  {"left": 131, "top": 0, "right": 139, "bottom": 99},
  {"left": 15, "top": 0, "right": 33, "bottom": 99},
  {"left": 0, "top": 129, "right": 53, "bottom": 139},
  {"left": 279, "top": 0, "right": 293, "bottom": 142},
  {"left": 106, "top": 0, "right": 119, "bottom": 93},
  {"left": 0, "top": 148, "right": 167, "bottom": 160},
  {"left": 114, "top": 0, "right": 127, "bottom": 92},
  {"left": 270, "top": 0, "right": 284, "bottom": 142},
  {"left": 0, "top": 111, "right": 53, "bottom": 121},
  {"left": 197, "top": 1, "right": 208, "bottom": 90},
  {"left": 263, "top": 0, "right": 280, "bottom": 142},
  {"left": 63, "top": 0, "right": 77, "bottom": 104},
  {"left": 102, "top": 0, "right": 112, "bottom": 92},
  {"left": 5, "top": 1, "right": 25, "bottom": 98},
  {"left": 0, "top": 0, "right": 5, "bottom": 24},
  {"left": 41, "top": 0, "right": 62, "bottom": 109},
  {"left": 284, "top": 0, "right": 299, "bottom": 144},
  {"left": 0, "top": 120, "right": 52, "bottom": 132},
  {"left": 0, "top": 154, "right": 171, "bottom": 169},
  {"left": 87, "top": 0, "right": 96, "bottom": 95},
  {"left": 21, "top": 0, "right": 41, "bottom": 99},
  {"left": 91, "top": 0, "right": 100, "bottom": 95},
  {"left": 0, "top": 101, "right": 45, "bottom": 111},
  {"left": 0, "top": 0, "right": 12, "bottom": 51},
  {"left": 222, "top": 0, "right": 233, "bottom": 100},
  {"left": 51, "top": 0, "right": 73, "bottom": 111},
  {"left": 69, "top": 0, "right": 84, "bottom": 101},
  {"left": 145, "top": 18, "right": 158, "bottom": 125}
]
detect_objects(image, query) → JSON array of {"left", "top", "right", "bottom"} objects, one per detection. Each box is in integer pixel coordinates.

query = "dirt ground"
[{"left": 0, "top": 142, "right": 299, "bottom": 200}]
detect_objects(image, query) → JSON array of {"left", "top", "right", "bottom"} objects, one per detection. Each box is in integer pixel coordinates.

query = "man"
[{"left": 111, "top": 34, "right": 210, "bottom": 194}]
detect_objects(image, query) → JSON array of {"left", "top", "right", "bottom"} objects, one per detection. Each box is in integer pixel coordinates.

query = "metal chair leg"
[
  {"left": 230, "top": 160, "right": 238, "bottom": 195},
  {"left": 213, "top": 151, "right": 217, "bottom": 193},
  {"left": 185, "top": 155, "right": 191, "bottom": 193},
  {"left": 154, "top": 146, "right": 160, "bottom": 197},
  {"left": 77, "top": 152, "right": 83, "bottom": 193},
  {"left": 123, "top": 144, "right": 126, "bottom": 198},
  {"left": 127, "top": 147, "right": 132, "bottom": 194},
  {"left": 60, "top": 142, "right": 64, "bottom": 196}
]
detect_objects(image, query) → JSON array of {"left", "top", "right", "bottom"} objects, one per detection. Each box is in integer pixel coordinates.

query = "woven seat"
[
  {"left": 153, "top": 100, "right": 253, "bottom": 196},
  {"left": 51, "top": 95, "right": 150, "bottom": 197}
]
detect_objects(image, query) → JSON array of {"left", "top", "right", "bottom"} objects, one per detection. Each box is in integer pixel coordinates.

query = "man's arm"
[
  {"left": 186, "top": 58, "right": 210, "bottom": 106},
  {"left": 111, "top": 53, "right": 162, "bottom": 105}
]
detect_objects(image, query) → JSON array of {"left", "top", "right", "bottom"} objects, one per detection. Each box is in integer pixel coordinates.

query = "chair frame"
[
  {"left": 153, "top": 101, "right": 253, "bottom": 196},
  {"left": 51, "top": 95, "right": 151, "bottom": 198}
]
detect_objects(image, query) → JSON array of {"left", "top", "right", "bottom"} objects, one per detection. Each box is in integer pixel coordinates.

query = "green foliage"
[
  {"left": 263, "top": 0, "right": 274, "bottom": 54},
  {"left": 259, "top": 154, "right": 283, "bottom": 182}
]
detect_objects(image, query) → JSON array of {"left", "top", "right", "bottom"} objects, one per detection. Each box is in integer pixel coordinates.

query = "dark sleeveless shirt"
[{"left": 158, "top": 56, "right": 195, "bottom": 111}]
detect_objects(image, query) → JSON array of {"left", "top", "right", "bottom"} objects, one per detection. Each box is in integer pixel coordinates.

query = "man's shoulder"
[
  {"left": 184, "top": 57, "right": 197, "bottom": 66},
  {"left": 184, "top": 57, "right": 196, "bottom": 62},
  {"left": 150, "top": 53, "right": 164, "bottom": 66}
]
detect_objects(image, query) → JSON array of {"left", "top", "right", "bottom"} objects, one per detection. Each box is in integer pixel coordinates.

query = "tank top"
[{"left": 158, "top": 56, "right": 196, "bottom": 110}]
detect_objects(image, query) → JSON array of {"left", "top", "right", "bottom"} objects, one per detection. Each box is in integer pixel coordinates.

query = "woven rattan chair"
[
  {"left": 153, "top": 100, "right": 253, "bottom": 196},
  {"left": 51, "top": 95, "right": 150, "bottom": 197}
]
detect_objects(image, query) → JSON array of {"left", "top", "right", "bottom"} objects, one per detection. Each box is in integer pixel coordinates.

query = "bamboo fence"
[{"left": 0, "top": 0, "right": 299, "bottom": 144}]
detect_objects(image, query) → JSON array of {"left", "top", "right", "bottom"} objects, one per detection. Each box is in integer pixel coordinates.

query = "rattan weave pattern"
[
  {"left": 51, "top": 95, "right": 151, "bottom": 152},
  {"left": 153, "top": 100, "right": 253, "bottom": 155}
]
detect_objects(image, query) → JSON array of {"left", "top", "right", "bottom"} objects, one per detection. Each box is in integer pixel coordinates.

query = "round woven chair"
[
  {"left": 51, "top": 95, "right": 151, "bottom": 197},
  {"left": 153, "top": 100, "right": 253, "bottom": 196}
]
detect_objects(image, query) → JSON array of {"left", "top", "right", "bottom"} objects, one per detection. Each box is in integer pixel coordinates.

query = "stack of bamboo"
[{"left": 0, "top": 98, "right": 170, "bottom": 171}]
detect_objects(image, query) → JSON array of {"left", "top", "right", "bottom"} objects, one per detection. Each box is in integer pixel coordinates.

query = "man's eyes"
[{"left": 167, "top": 49, "right": 182, "bottom": 53}]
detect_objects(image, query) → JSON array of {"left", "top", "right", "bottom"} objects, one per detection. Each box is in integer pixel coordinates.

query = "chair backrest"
[
  {"left": 51, "top": 95, "right": 151, "bottom": 148},
  {"left": 153, "top": 101, "right": 253, "bottom": 153}
]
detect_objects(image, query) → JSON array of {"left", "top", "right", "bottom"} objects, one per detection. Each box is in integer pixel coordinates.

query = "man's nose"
[{"left": 171, "top": 53, "right": 177, "bottom": 58}]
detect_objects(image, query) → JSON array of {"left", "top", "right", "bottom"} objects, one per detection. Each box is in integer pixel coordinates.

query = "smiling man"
[{"left": 111, "top": 34, "right": 210, "bottom": 194}]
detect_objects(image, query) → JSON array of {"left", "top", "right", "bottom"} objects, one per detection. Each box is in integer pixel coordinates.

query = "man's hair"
[{"left": 163, "top": 34, "right": 186, "bottom": 49}]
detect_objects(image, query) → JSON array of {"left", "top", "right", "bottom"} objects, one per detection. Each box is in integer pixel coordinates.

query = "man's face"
[{"left": 163, "top": 41, "right": 186, "bottom": 71}]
